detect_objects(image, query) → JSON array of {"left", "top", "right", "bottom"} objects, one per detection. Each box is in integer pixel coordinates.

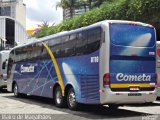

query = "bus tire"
[
  {"left": 108, "top": 104, "right": 119, "bottom": 110},
  {"left": 0, "top": 87, "right": 3, "bottom": 92},
  {"left": 54, "top": 86, "right": 66, "bottom": 108},
  {"left": 13, "top": 83, "right": 21, "bottom": 98},
  {"left": 67, "top": 88, "right": 78, "bottom": 110}
]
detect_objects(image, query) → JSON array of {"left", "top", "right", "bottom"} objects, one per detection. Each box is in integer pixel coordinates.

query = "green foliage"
[
  {"left": 35, "top": 26, "right": 49, "bottom": 38},
  {"left": 36, "top": 0, "right": 160, "bottom": 39}
]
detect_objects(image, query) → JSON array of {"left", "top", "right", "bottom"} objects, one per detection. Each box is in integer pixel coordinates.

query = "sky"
[{"left": 23, "top": 0, "right": 63, "bottom": 29}]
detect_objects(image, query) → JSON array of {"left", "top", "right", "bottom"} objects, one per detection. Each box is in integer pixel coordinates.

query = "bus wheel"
[
  {"left": 0, "top": 87, "right": 3, "bottom": 92},
  {"left": 54, "top": 86, "right": 66, "bottom": 108},
  {"left": 67, "top": 88, "right": 78, "bottom": 110},
  {"left": 13, "top": 83, "right": 20, "bottom": 97},
  {"left": 108, "top": 104, "right": 119, "bottom": 110}
]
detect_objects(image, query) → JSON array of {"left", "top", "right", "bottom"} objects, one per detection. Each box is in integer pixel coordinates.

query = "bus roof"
[
  {"left": 106, "top": 20, "right": 153, "bottom": 28},
  {"left": 11, "top": 20, "right": 154, "bottom": 50}
]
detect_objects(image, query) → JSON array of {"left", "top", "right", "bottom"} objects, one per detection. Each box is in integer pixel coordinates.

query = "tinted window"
[
  {"left": 15, "top": 47, "right": 27, "bottom": 62},
  {"left": 26, "top": 45, "right": 33, "bottom": 60},
  {"left": 61, "top": 35, "right": 70, "bottom": 57},
  {"left": 87, "top": 27, "right": 101, "bottom": 54},
  {"left": 29, "top": 43, "right": 42, "bottom": 61},
  {"left": 41, "top": 41, "right": 50, "bottom": 60},
  {"left": 76, "top": 31, "right": 87, "bottom": 55},
  {"left": 48, "top": 37, "right": 62, "bottom": 58},
  {"left": 61, "top": 34, "right": 77, "bottom": 57},
  {"left": 110, "top": 24, "right": 155, "bottom": 47},
  {"left": 13, "top": 27, "right": 102, "bottom": 62},
  {"left": 21, "top": 47, "right": 28, "bottom": 62}
]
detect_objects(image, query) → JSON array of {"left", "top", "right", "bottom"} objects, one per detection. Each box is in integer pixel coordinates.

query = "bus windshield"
[{"left": 110, "top": 23, "right": 155, "bottom": 47}]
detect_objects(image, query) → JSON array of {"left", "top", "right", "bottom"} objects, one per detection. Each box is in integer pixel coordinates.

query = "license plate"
[{"left": 128, "top": 93, "right": 142, "bottom": 96}]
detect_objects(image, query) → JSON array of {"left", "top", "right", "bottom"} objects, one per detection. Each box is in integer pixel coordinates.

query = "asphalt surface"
[{"left": 0, "top": 89, "right": 160, "bottom": 120}]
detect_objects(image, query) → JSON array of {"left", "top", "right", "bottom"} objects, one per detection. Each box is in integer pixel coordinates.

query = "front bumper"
[{"left": 0, "top": 79, "right": 7, "bottom": 88}]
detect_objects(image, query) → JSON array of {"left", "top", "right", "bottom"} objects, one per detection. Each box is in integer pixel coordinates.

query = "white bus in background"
[
  {"left": 0, "top": 50, "right": 10, "bottom": 90},
  {"left": 157, "top": 41, "right": 160, "bottom": 97}
]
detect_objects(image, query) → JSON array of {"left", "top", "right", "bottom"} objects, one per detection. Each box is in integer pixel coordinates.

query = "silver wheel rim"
[
  {"left": 56, "top": 90, "right": 62, "bottom": 104},
  {"left": 69, "top": 91, "right": 76, "bottom": 107},
  {"left": 14, "top": 85, "right": 18, "bottom": 96}
]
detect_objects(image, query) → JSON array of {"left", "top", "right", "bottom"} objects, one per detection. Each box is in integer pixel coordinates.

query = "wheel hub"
[
  {"left": 14, "top": 85, "right": 18, "bottom": 96},
  {"left": 56, "top": 90, "right": 62, "bottom": 104},
  {"left": 69, "top": 92, "right": 76, "bottom": 107}
]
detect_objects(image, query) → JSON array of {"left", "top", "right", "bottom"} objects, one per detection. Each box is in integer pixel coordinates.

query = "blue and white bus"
[{"left": 7, "top": 20, "right": 157, "bottom": 110}]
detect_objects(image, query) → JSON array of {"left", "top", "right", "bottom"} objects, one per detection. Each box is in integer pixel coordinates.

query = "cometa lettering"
[
  {"left": 116, "top": 73, "right": 151, "bottom": 82},
  {"left": 21, "top": 65, "right": 35, "bottom": 73}
]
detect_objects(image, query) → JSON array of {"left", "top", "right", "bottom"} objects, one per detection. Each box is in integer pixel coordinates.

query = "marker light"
[{"left": 103, "top": 73, "right": 110, "bottom": 87}]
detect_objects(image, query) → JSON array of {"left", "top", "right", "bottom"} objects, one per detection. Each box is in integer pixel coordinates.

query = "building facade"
[
  {"left": 63, "top": 7, "right": 89, "bottom": 20},
  {"left": 0, "top": 0, "right": 26, "bottom": 28},
  {"left": 0, "top": 16, "right": 28, "bottom": 50},
  {"left": 62, "top": 0, "right": 105, "bottom": 20}
]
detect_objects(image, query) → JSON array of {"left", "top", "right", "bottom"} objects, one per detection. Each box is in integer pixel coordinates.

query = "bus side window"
[
  {"left": 35, "top": 43, "right": 42, "bottom": 60},
  {"left": 21, "top": 47, "right": 28, "bottom": 62},
  {"left": 31, "top": 44, "right": 37, "bottom": 61},
  {"left": 76, "top": 31, "right": 87, "bottom": 56},
  {"left": 61, "top": 35, "right": 70, "bottom": 57},
  {"left": 26, "top": 45, "right": 33, "bottom": 61},
  {"left": 40, "top": 41, "right": 50, "bottom": 60},
  {"left": 15, "top": 48, "right": 23, "bottom": 62},
  {"left": 62, "top": 34, "right": 77, "bottom": 57},
  {"left": 49, "top": 37, "right": 62, "bottom": 58},
  {"left": 87, "top": 28, "right": 101, "bottom": 54}
]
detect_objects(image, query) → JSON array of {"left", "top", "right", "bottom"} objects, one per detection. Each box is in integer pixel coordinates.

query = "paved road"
[{"left": 0, "top": 90, "right": 160, "bottom": 120}]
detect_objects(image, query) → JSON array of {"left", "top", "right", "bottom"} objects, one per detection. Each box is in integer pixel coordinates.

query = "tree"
[
  {"left": 88, "top": 0, "right": 92, "bottom": 9},
  {"left": 56, "top": 0, "right": 78, "bottom": 18},
  {"left": 56, "top": 0, "right": 70, "bottom": 9},
  {"left": 34, "top": 21, "right": 54, "bottom": 38}
]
